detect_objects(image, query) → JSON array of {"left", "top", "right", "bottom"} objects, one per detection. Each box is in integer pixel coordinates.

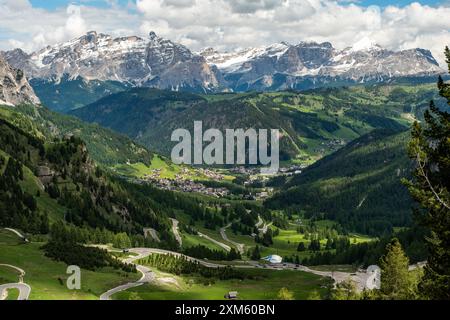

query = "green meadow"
[
  {"left": 112, "top": 268, "right": 331, "bottom": 300},
  {"left": 0, "top": 229, "right": 139, "bottom": 300}
]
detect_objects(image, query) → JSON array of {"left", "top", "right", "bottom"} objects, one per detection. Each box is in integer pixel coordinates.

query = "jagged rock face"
[
  {"left": 200, "top": 40, "right": 443, "bottom": 91},
  {"left": 2, "top": 32, "right": 444, "bottom": 93},
  {"left": 4, "top": 31, "right": 222, "bottom": 92},
  {"left": 0, "top": 55, "right": 40, "bottom": 106}
]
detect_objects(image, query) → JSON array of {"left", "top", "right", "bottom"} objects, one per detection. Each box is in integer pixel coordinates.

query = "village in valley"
[{"left": 124, "top": 164, "right": 306, "bottom": 200}]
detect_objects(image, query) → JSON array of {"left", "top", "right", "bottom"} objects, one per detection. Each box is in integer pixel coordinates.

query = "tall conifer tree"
[{"left": 406, "top": 47, "right": 450, "bottom": 299}]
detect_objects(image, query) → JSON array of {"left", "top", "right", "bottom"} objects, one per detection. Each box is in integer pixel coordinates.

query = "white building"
[{"left": 262, "top": 255, "right": 282, "bottom": 264}]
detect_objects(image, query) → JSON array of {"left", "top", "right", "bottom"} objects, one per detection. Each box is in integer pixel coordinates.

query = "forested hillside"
[
  {"left": 0, "top": 104, "right": 152, "bottom": 166},
  {"left": 31, "top": 76, "right": 128, "bottom": 112},
  {"left": 0, "top": 118, "right": 170, "bottom": 237},
  {"left": 266, "top": 129, "right": 413, "bottom": 235},
  {"left": 0, "top": 108, "right": 269, "bottom": 250},
  {"left": 71, "top": 84, "right": 439, "bottom": 163}
]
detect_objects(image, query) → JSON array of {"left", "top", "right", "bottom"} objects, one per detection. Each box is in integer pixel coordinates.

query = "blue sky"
[
  {"left": 359, "top": 0, "right": 443, "bottom": 6},
  {"left": 28, "top": 0, "right": 446, "bottom": 10},
  {"left": 29, "top": 0, "right": 129, "bottom": 10}
]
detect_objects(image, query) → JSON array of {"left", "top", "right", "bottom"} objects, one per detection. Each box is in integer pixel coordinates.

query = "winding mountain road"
[
  {"left": 0, "top": 229, "right": 31, "bottom": 300},
  {"left": 298, "top": 266, "right": 370, "bottom": 291},
  {"left": 143, "top": 228, "right": 160, "bottom": 243},
  {"left": 258, "top": 222, "right": 273, "bottom": 235},
  {"left": 4, "top": 228, "right": 26, "bottom": 240},
  {"left": 197, "top": 232, "right": 231, "bottom": 252},
  {"left": 100, "top": 246, "right": 378, "bottom": 299},
  {"left": 0, "top": 283, "right": 31, "bottom": 300},
  {"left": 100, "top": 246, "right": 250, "bottom": 300},
  {"left": 220, "top": 224, "right": 245, "bottom": 255},
  {"left": 170, "top": 218, "right": 182, "bottom": 247},
  {"left": 255, "top": 216, "right": 263, "bottom": 228},
  {"left": 100, "top": 250, "right": 155, "bottom": 300}
]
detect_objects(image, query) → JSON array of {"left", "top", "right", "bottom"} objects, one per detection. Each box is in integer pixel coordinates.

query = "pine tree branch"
[{"left": 415, "top": 152, "right": 450, "bottom": 210}]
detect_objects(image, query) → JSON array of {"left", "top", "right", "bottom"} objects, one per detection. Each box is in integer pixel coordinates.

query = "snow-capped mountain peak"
[
  {"left": 200, "top": 39, "right": 443, "bottom": 91},
  {"left": 199, "top": 42, "right": 290, "bottom": 73},
  {"left": 3, "top": 31, "right": 220, "bottom": 91},
  {"left": 2, "top": 32, "right": 444, "bottom": 93},
  {"left": 350, "top": 37, "right": 382, "bottom": 52}
]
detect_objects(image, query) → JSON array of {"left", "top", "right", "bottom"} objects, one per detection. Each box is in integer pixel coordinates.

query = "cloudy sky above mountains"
[{"left": 0, "top": 0, "right": 449, "bottom": 66}]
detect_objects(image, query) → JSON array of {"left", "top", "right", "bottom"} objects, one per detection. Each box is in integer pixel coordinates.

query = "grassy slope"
[
  {"left": 0, "top": 229, "right": 139, "bottom": 300},
  {"left": 112, "top": 267, "right": 331, "bottom": 300},
  {"left": 259, "top": 223, "right": 374, "bottom": 259}
]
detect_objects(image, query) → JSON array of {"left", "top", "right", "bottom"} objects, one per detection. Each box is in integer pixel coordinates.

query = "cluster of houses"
[
  {"left": 196, "top": 168, "right": 226, "bottom": 180},
  {"left": 140, "top": 176, "right": 229, "bottom": 198},
  {"left": 313, "top": 139, "right": 346, "bottom": 154},
  {"left": 278, "top": 164, "right": 305, "bottom": 176}
]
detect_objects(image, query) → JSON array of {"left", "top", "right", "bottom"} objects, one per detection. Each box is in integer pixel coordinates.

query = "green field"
[
  {"left": 258, "top": 220, "right": 375, "bottom": 260},
  {"left": 113, "top": 155, "right": 181, "bottom": 179},
  {"left": 175, "top": 212, "right": 231, "bottom": 252},
  {"left": 112, "top": 268, "right": 331, "bottom": 300},
  {"left": 176, "top": 209, "right": 375, "bottom": 261},
  {"left": 113, "top": 154, "right": 235, "bottom": 181},
  {"left": 181, "top": 233, "right": 226, "bottom": 252},
  {"left": 0, "top": 229, "right": 139, "bottom": 300},
  {"left": 4, "top": 288, "right": 20, "bottom": 300}
]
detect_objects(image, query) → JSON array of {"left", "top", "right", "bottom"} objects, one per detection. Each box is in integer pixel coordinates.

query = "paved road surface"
[
  {"left": 100, "top": 247, "right": 370, "bottom": 299},
  {"left": 0, "top": 283, "right": 31, "bottom": 300},
  {"left": 0, "top": 232, "right": 31, "bottom": 300},
  {"left": 197, "top": 232, "right": 231, "bottom": 252},
  {"left": 99, "top": 250, "right": 155, "bottom": 300},
  {"left": 130, "top": 249, "right": 375, "bottom": 289},
  {"left": 258, "top": 222, "right": 273, "bottom": 235},
  {"left": 143, "top": 228, "right": 160, "bottom": 242},
  {"left": 170, "top": 218, "right": 183, "bottom": 247},
  {"left": 4, "top": 228, "right": 26, "bottom": 239},
  {"left": 99, "top": 264, "right": 154, "bottom": 300},
  {"left": 102, "top": 247, "right": 427, "bottom": 297},
  {"left": 99, "top": 247, "right": 246, "bottom": 299},
  {"left": 298, "top": 265, "right": 369, "bottom": 291},
  {"left": 219, "top": 224, "right": 245, "bottom": 254},
  {"left": 255, "top": 216, "right": 263, "bottom": 228}
]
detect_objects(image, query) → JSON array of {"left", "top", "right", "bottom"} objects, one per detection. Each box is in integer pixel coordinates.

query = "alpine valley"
[{"left": 0, "top": 30, "right": 449, "bottom": 301}]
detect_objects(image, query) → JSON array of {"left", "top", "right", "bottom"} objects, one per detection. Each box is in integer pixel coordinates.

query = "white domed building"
[{"left": 262, "top": 255, "right": 282, "bottom": 264}]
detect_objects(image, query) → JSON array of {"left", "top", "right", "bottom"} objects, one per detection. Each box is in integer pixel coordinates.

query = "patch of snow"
[{"left": 350, "top": 37, "right": 382, "bottom": 52}]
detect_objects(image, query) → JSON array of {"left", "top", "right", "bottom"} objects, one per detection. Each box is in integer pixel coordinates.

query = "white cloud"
[
  {"left": 65, "top": 5, "right": 88, "bottom": 38},
  {"left": 2, "top": 0, "right": 31, "bottom": 11},
  {"left": 163, "top": 0, "right": 196, "bottom": 8},
  {"left": 0, "top": 0, "right": 449, "bottom": 66},
  {"left": 227, "top": 0, "right": 286, "bottom": 14}
]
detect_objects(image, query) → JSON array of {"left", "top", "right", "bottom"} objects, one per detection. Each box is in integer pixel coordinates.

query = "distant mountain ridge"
[
  {"left": 199, "top": 37, "right": 442, "bottom": 91},
  {"left": 1, "top": 31, "right": 444, "bottom": 98},
  {"left": 2, "top": 31, "right": 222, "bottom": 93}
]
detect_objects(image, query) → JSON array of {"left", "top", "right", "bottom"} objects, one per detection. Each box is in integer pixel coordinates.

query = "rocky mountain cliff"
[
  {"left": 200, "top": 37, "right": 443, "bottom": 91},
  {"left": 0, "top": 55, "right": 40, "bottom": 106},
  {"left": 2, "top": 31, "right": 222, "bottom": 93},
  {"left": 2, "top": 32, "right": 443, "bottom": 95}
]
